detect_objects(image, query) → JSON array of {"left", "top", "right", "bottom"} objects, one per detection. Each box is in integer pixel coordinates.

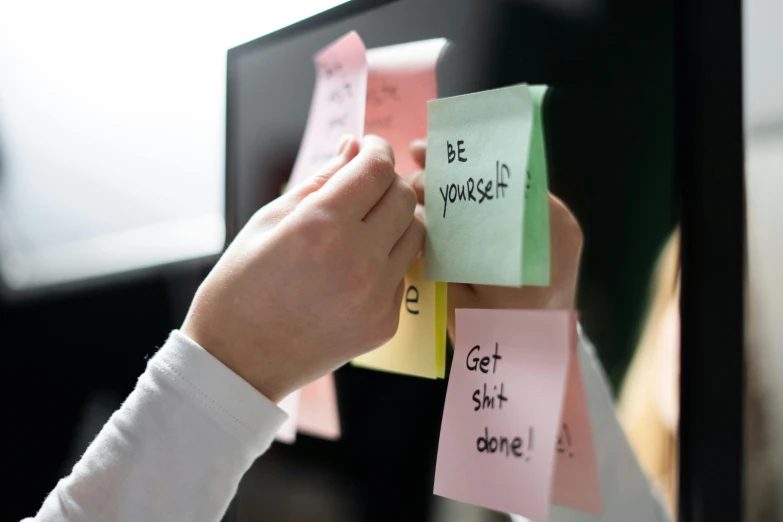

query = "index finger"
[{"left": 315, "top": 135, "right": 397, "bottom": 220}]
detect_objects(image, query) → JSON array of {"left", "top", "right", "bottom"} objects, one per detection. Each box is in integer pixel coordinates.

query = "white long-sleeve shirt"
[
  {"left": 28, "top": 331, "right": 288, "bottom": 522},
  {"left": 28, "top": 330, "right": 669, "bottom": 522}
]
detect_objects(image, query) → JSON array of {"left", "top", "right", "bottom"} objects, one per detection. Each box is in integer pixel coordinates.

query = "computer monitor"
[{"left": 226, "top": 0, "right": 743, "bottom": 520}]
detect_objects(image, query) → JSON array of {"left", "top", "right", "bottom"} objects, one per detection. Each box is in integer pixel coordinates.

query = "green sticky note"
[
  {"left": 523, "top": 85, "right": 551, "bottom": 285},
  {"left": 424, "top": 84, "right": 550, "bottom": 287}
]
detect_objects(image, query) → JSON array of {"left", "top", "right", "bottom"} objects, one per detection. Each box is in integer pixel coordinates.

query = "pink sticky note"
[
  {"left": 276, "top": 377, "right": 341, "bottom": 443},
  {"left": 365, "top": 39, "right": 448, "bottom": 176},
  {"left": 551, "top": 343, "right": 602, "bottom": 514},
  {"left": 288, "top": 31, "right": 367, "bottom": 187},
  {"left": 435, "top": 309, "right": 575, "bottom": 522},
  {"left": 298, "top": 373, "right": 341, "bottom": 440}
]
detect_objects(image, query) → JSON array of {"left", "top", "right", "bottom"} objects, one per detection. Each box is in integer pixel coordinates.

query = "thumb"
[{"left": 287, "top": 135, "right": 361, "bottom": 203}]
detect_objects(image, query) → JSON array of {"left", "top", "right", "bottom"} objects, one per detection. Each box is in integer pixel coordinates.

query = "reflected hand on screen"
[{"left": 407, "top": 139, "right": 583, "bottom": 342}]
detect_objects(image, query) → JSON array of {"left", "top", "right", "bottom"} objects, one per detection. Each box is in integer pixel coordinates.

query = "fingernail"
[{"left": 336, "top": 135, "right": 353, "bottom": 155}]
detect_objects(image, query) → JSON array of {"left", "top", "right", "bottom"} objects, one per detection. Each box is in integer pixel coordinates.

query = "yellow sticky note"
[{"left": 353, "top": 258, "right": 447, "bottom": 378}]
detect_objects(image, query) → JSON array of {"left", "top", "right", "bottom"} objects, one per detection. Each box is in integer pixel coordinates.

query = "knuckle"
[
  {"left": 306, "top": 170, "right": 331, "bottom": 189},
  {"left": 297, "top": 213, "right": 340, "bottom": 258},
  {"left": 248, "top": 207, "right": 267, "bottom": 227},
  {"left": 364, "top": 135, "right": 395, "bottom": 164},
  {"left": 398, "top": 179, "right": 417, "bottom": 210},
  {"left": 342, "top": 256, "right": 378, "bottom": 303},
  {"left": 363, "top": 151, "right": 395, "bottom": 183}
]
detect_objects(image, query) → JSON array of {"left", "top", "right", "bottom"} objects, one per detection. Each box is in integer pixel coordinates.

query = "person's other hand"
[
  {"left": 182, "top": 135, "right": 423, "bottom": 403},
  {"left": 407, "top": 139, "right": 583, "bottom": 342}
]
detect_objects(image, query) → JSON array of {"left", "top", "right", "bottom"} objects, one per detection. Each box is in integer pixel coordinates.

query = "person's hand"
[
  {"left": 182, "top": 135, "right": 423, "bottom": 403},
  {"left": 407, "top": 140, "right": 583, "bottom": 341}
]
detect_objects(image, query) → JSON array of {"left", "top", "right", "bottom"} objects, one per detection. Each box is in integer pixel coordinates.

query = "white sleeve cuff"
[{"left": 150, "top": 330, "right": 289, "bottom": 456}]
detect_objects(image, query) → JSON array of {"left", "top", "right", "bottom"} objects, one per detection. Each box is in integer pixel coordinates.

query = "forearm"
[{"left": 29, "top": 331, "right": 287, "bottom": 522}]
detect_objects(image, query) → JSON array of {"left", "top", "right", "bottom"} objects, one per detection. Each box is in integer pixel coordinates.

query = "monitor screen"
[{"left": 227, "top": 0, "right": 676, "bottom": 519}]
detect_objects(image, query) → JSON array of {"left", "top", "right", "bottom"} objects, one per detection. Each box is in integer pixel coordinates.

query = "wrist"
[
  {"left": 154, "top": 330, "right": 289, "bottom": 444},
  {"left": 181, "top": 316, "right": 290, "bottom": 404}
]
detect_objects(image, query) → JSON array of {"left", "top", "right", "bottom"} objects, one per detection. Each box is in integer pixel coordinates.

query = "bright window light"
[{"left": 0, "top": 0, "right": 347, "bottom": 291}]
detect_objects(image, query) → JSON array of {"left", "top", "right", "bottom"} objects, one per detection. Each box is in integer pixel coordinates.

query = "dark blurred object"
[
  {"left": 676, "top": 0, "right": 744, "bottom": 520},
  {"left": 1, "top": 274, "right": 185, "bottom": 520}
]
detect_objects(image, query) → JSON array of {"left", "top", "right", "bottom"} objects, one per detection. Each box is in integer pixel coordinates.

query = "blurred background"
[
  {"left": 744, "top": 0, "right": 783, "bottom": 518},
  {"left": 0, "top": 0, "right": 779, "bottom": 520}
]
